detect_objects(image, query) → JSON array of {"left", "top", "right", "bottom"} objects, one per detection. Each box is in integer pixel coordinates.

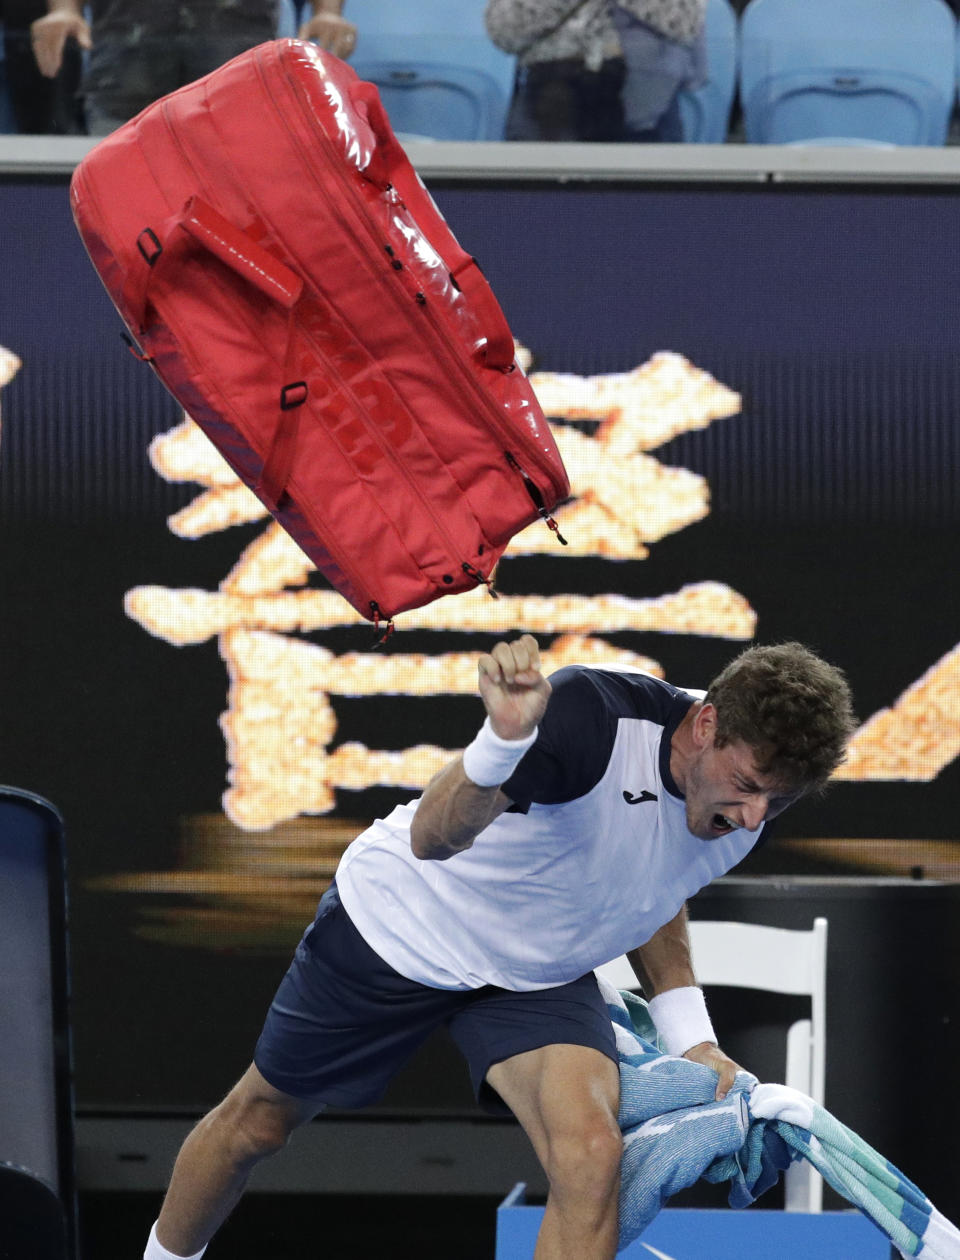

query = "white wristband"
[
  {"left": 647, "top": 986, "right": 716, "bottom": 1057},
  {"left": 145, "top": 1222, "right": 207, "bottom": 1260},
  {"left": 461, "top": 716, "right": 538, "bottom": 788}
]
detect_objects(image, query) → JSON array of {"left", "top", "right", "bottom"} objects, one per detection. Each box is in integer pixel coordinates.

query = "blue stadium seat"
[
  {"left": 276, "top": 1, "right": 299, "bottom": 39},
  {"left": 678, "top": 0, "right": 738, "bottom": 143},
  {"left": 281, "top": 0, "right": 516, "bottom": 141},
  {"left": 739, "top": 0, "right": 957, "bottom": 146},
  {"left": 345, "top": 50, "right": 514, "bottom": 140}
]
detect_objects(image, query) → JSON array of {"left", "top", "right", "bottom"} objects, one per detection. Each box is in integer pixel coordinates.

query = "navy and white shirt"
[{"left": 336, "top": 665, "right": 763, "bottom": 992}]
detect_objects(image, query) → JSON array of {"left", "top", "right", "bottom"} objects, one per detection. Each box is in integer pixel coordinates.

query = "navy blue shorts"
[{"left": 254, "top": 884, "right": 617, "bottom": 1113}]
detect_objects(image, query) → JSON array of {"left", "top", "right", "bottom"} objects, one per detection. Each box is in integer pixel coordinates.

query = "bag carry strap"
[
  {"left": 124, "top": 196, "right": 306, "bottom": 511},
  {"left": 124, "top": 195, "right": 303, "bottom": 331},
  {"left": 350, "top": 80, "right": 516, "bottom": 372}
]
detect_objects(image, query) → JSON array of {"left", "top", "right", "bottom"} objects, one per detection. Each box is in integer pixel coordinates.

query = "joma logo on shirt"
[{"left": 623, "top": 789, "right": 658, "bottom": 805}]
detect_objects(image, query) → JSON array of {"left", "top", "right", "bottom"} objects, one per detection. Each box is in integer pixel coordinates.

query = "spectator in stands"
[
  {"left": 486, "top": 0, "right": 706, "bottom": 141},
  {"left": 29, "top": 0, "right": 357, "bottom": 135},
  {"left": 2, "top": 0, "right": 83, "bottom": 132}
]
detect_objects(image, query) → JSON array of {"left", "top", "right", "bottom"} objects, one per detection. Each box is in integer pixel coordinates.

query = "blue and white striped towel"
[{"left": 601, "top": 978, "right": 960, "bottom": 1258}]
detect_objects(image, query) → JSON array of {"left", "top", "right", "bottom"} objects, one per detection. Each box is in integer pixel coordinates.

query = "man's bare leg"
[
  {"left": 150, "top": 1064, "right": 324, "bottom": 1258},
  {"left": 486, "top": 1044, "right": 621, "bottom": 1260}
]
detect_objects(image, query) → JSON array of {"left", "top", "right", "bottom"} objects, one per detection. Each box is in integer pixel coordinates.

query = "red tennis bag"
[{"left": 70, "top": 40, "right": 569, "bottom": 625}]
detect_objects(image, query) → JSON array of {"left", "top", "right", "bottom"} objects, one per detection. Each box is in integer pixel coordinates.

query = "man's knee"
[
  {"left": 543, "top": 1110, "right": 622, "bottom": 1204},
  {"left": 226, "top": 1102, "right": 292, "bottom": 1162},
  {"left": 203, "top": 1071, "right": 319, "bottom": 1165}
]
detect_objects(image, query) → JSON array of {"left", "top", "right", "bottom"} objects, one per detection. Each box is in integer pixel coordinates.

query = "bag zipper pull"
[
  {"left": 462, "top": 562, "right": 499, "bottom": 599},
  {"left": 121, "top": 330, "right": 152, "bottom": 362},
  {"left": 541, "top": 514, "right": 566, "bottom": 543},
  {"left": 369, "top": 601, "right": 395, "bottom": 645},
  {"left": 505, "top": 451, "right": 568, "bottom": 545}
]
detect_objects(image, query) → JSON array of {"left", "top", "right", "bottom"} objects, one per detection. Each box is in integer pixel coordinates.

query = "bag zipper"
[
  {"left": 259, "top": 52, "right": 500, "bottom": 598},
  {"left": 504, "top": 452, "right": 568, "bottom": 544},
  {"left": 274, "top": 48, "right": 565, "bottom": 534}
]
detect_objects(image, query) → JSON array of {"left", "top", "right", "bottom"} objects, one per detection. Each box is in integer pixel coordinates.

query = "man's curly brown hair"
[{"left": 704, "top": 642, "right": 857, "bottom": 794}]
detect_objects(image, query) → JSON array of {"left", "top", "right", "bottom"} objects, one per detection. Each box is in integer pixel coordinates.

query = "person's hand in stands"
[
  {"left": 300, "top": 2, "right": 358, "bottom": 59},
  {"left": 30, "top": 1, "right": 92, "bottom": 79}
]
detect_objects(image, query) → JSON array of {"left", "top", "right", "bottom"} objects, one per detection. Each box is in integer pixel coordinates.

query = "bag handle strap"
[
  {"left": 350, "top": 80, "right": 516, "bottom": 372},
  {"left": 123, "top": 196, "right": 307, "bottom": 510},
  {"left": 123, "top": 195, "right": 303, "bottom": 332}
]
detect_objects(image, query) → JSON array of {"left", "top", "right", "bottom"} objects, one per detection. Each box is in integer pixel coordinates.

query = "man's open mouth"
[{"left": 712, "top": 814, "right": 735, "bottom": 833}]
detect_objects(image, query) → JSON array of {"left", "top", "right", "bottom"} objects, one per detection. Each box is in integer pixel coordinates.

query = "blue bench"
[{"left": 495, "top": 1183, "right": 891, "bottom": 1259}]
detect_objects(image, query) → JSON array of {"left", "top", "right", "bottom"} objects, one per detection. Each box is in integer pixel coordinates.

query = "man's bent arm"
[
  {"left": 629, "top": 905, "right": 744, "bottom": 1100},
  {"left": 410, "top": 764, "right": 512, "bottom": 861},
  {"left": 627, "top": 904, "right": 696, "bottom": 997}
]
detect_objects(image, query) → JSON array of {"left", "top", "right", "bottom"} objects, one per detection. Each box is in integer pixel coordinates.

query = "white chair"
[{"left": 596, "top": 916, "right": 828, "bottom": 1213}]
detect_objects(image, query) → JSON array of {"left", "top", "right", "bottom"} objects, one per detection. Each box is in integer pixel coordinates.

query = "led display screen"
[{"left": 1, "top": 174, "right": 958, "bottom": 1109}]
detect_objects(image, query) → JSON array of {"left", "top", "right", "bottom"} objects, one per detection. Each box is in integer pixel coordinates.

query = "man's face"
[{"left": 682, "top": 706, "right": 801, "bottom": 841}]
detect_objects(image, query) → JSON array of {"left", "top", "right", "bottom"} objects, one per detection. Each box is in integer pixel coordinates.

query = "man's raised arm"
[{"left": 410, "top": 634, "right": 550, "bottom": 862}]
